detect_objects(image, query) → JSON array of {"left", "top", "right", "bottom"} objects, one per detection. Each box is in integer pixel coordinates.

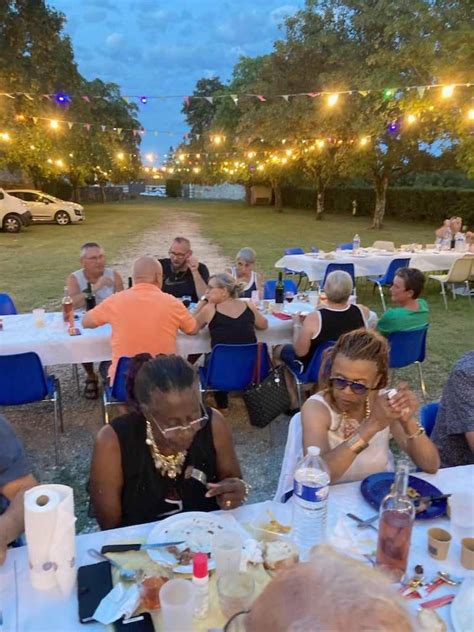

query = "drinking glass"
[
  {"left": 217, "top": 572, "right": 255, "bottom": 619},
  {"left": 450, "top": 493, "right": 474, "bottom": 541},
  {"left": 181, "top": 295, "right": 192, "bottom": 308},
  {"left": 159, "top": 578, "right": 194, "bottom": 632},
  {"left": 32, "top": 308, "right": 45, "bottom": 328},
  {"left": 213, "top": 530, "right": 242, "bottom": 578}
]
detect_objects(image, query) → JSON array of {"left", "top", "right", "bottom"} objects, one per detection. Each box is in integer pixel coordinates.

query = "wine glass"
[
  {"left": 285, "top": 291, "right": 295, "bottom": 304},
  {"left": 181, "top": 295, "right": 192, "bottom": 308}
]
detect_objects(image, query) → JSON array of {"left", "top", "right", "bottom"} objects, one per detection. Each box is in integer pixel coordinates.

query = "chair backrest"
[
  {"left": 419, "top": 401, "right": 439, "bottom": 437},
  {"left": 300, "top": 340, "right": 336, "bottom": 383},
  {"left": 0, "top": 293, "right": 17, "bottom": 315},
  {"left": 203, "top": 343, "right": 268, "bottom": 391},
  {"left": 263, "top": 279, "right": 298, "bottom": 299},
  {"left": 284, "top": 247, "right": 305, "bottom": 256},
  {"left": 0, "top": 352, "right": 48, "bottom": 405},
  {"left": 380, "top": 257, "right": 410, "bottom": 284},
  {"left": 388, "top": 327, "right": 428, "bottom": 368},
  {"left": 274, "top": 412, "right": 302, "bottom": 502},
  {"left": 446, "top": 255, "right": 474, "bottom": 283},
  {"left": 336, "top": 242, "right": 353, "bottom": 250},
  {"left": 310, "top": 246, "right": 319, "bottom": 253},
  {"left": 322, "top": 263, "right": 355, "bottom": 288},
  {"left": 111, "top": 356, "right": 132, "bottom": 401},
  {"left": 372, "top": 240, "right": 395, "bottom": 251}
]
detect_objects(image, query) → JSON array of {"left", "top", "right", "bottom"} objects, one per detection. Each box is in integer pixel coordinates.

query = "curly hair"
[{"left": 319, "top": 328, "right": 389, "bottom": 391}]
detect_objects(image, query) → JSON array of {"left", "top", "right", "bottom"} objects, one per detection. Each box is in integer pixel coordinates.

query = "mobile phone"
[
  {"left": 114, "top": 613, "right": 155, "bottom": 632},
  {"left": 77, "top": 561, "right": 113, "bottom": 623},
  {"left": 68, "top": 327, "right": 82, "bottom": 336}
]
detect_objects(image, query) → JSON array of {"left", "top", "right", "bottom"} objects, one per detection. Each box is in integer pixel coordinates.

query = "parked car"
[
  {"left": 7, "top": 190, "right": 85, "bottom": 225},
  {"left": 0, "top": 188, "right": 32, "bottom": 233}
]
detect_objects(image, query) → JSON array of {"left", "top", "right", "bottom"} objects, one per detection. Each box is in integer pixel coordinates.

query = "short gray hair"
[
  {"left": 80, "top": 242, "right": 103, "bottom": 257},
  {"left": 209, "top": 272, "right": 243, "bottom": 298},
  {"left": 324, "top": 270, "right": 353, "bottom": 303},
  {"left": 236, "top": 247, "right": 256, "bottom": 264}
]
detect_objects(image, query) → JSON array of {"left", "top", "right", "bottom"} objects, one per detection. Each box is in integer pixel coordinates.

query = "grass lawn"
[{"left": 1, "top": 197, "right": 472, "bottom": 397}]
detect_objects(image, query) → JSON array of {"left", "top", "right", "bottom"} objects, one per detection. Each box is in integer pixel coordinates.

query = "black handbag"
[{"left": 243, "top": 344, "right": 291, "bottom": 428}]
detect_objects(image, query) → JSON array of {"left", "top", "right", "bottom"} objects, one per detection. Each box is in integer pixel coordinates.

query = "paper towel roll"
[{"left": 24, "top": 484, "right": 77, "bottom": 595}]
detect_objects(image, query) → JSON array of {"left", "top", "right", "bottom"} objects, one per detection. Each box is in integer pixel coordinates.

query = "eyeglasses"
[
  {"left": 329, "top": 376, "right": 373, "bottom": 395},
  {"left": 223, "top": 609, "right": 251, "bottom": 632},
  {"left": 168, "top": 250, "right": 189, "bottom": 258},
  {"left": 148, "top": 404, "right": 209, "bottom": 437}
]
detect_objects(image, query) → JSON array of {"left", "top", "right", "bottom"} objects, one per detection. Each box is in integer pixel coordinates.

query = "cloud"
[
  {"left": 270, "top": 4, "right": 299, "bottom": 26},
  {"left": 105, "top": 32, "right": 124, "bottom": 47}
]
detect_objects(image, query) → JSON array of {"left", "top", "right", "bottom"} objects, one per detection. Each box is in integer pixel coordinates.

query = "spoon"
[{"left": 88, "top": 548, "right": 142, "bottom": 582}]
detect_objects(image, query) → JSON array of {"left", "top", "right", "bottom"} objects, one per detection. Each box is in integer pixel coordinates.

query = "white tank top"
[
  {"left": 231, "top": 266, "right": 257, "bottom": 293},
  {"left": 309, "top": 392, "right": 394, "bottom": 483},
  {"left": 72, "top": 267, "right": 115, "bottom": 304}
]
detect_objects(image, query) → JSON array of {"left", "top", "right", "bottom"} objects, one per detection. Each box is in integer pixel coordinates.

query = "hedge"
[{"left": 281, "top": 186, "right": 474, "bottom": 226}]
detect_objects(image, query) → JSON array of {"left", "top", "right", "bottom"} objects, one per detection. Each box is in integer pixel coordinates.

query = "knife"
[
  {"left": 346, "top": 513, "right": 378, "bottom": 532},
  {"left": 101, "top": 541, "right": 185, "bottom": 553},
  {"left": 414, "top": 494, "right": 451, "bottom": 505}
]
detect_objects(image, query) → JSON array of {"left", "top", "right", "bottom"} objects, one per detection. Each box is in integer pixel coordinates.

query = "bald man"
[{"left": 82, "top": 256, "right": 199, "bottom": 383}]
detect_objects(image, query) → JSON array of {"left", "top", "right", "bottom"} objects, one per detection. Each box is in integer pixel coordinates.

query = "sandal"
[{"left": 84, "top": 377, "right": 99, "bottom": 400}]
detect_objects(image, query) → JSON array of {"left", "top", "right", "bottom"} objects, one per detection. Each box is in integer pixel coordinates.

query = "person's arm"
[
  {"left": 188, "top": 258, "right": 209, "bottom": 299},
  {"left": 0, "top": 474, "right": 37, "bottom": 565},
  {"left": 205, "top": 409, "right": 245, "bottom": 510},
  {"left": 178, "top": 304, "right": 200, "bottom": 335},
  {"left": 465, "top": 431, "right": 474, "bottom": 452},
  {"left": 293, "top": 312, "right": 320, "bottom": 357},
  {"left": 375, "top": 309, "right": 396, "bottom": 336},
  {"left": 256, "top": 272, "right": 264, "bottom": 299},
  {"left": 88, "top": 425, "right": 124, "bottom": 530},
  {"left": 435, "top": 220, "right": 451, "bottom": 238},
  {"left": 194, "top": 303, "right": 214, "bottom": 329},
  {"left": 66, "top": 273, "right": 86, "bottom": 309},
  {"left": 357, "top": 304, "right": 371, "bottom": 325},
  {"left": 247, "top": 301, "right": 268, "bottom": 330},
  {"left": 114, "top": 271, "right": 124, "bottom": 293},
  {"left": 81, "top": 298, "right": 110, "bottom": 329}
]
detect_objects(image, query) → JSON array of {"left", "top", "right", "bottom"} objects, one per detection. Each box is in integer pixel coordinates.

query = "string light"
[
  {"left": 316, "top": 139, "right": 325, "bottom": 149},
  {"left": 55, "top": 159, "right": 64, "bottom": 168},
  {"left": 55, "top": 92, "right": 70, "bottom": 105},
  {"left": 140, "top": 96, "right": 148, "bottom": 104},
  {"left": 145, "top": 152, "right": 154, "bottom": 162},
  {"left": 359, "top": 136, "right": 369, "bottom": 146},
  {"left": 212, "top": 134, "right": 224, "bottom": 145},
  {"left": 49, "top": 119, "right": 59, "bottom": 129},
  {"left": 327, "top": 93, "right": 339, "bottom": 107},
  {"left": 406, "top": 114, "right": 417, "bottom": 124},
  {"left": 0, "top": 132, "right": 11, "bottom": 141},
  {"left": 116, "top": 152, "right": 125, "bottom": 160},
  {"left": 468, "top": 109, "right": 474, "bottom": 120},
  {"left": 383, "top": 89, "right": 394, "bottom": 99},
  {"left": 441, "top": 85, "right": 455, "bottom": 98}
]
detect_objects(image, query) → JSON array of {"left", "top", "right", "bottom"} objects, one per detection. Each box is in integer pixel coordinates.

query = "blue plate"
[{"left": 360, "top": 472, "right": 447, "bottom": 520}]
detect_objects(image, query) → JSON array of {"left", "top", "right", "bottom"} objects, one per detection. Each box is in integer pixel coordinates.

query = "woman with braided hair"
[{"left": 301, "top": 329, "right": 439, "bottom": 483}]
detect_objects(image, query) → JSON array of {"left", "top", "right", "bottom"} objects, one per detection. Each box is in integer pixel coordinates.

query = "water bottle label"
[{"left": 293, "top": 481, "right": 329, "bottom": 503}]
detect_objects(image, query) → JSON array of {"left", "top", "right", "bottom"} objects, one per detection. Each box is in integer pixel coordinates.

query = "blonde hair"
[{"left": 209, "top": 272, "right": 243, "bottom": 298}]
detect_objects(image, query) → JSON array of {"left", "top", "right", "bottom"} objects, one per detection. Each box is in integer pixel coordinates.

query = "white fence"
[{"left": 185, "top": 183, "right": 245, "bottom": 201}]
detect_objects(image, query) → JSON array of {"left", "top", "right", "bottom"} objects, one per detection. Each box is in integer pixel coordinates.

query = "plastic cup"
[
  {"left": 159, "top": 578, "right": 194, "bottom": 632},
  {"left": 450, "top": 493, "right": 474, "bottom": 541},
  {"left": 427, "top": 527, "right": 452, "bottom": 560},
  {"left": 32, "top": 308, "right": 45, "bottom": 328},
  {"left": 461, "top": 538, "right": 474, "bottom": 570},
  {"left": 213, "top": 530, "right": 242, "bottom": 579},
  {"left": 251, "top": 290, "right": 259, "bottom": 305},
  {"left": 217, "top": 572, "right": 255, "bottom": 619}
]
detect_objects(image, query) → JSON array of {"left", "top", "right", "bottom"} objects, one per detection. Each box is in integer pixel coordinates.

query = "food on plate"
[
  {"left": 263, "top": 540, "right": 299, "bottom": 571},
  {"left": 259, "top": 511, "right": 292, "bottom": 535},
  {"left": 166, "top": 545, "right": 211, "bottom": 566},
  {"left": 140, "top": 576, "right": 169, "bottom": 611},
  {"left": 417, "top": 608, "right": 446, "bottom": 632},
  {"left": 390, "top": 483, "right": 420, "bottom": 500}
]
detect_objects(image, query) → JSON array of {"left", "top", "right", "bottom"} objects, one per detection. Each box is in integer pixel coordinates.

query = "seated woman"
[
  {"left": 226, "top": 247, "right": 263, "bottom": 299},
  {"left": 301, "top": 329, "right": 439, "bottom": 483},
  {"left": 431, "top": 351, "right": 474, "bottom": 468},
  {"left": 89, "top": 353, "right": 249, "bottom": 529},
  {"left": 195, "top": 273, "right": 268, "bottom": 414}
]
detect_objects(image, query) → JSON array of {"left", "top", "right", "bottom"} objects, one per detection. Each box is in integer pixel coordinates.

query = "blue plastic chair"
[
  {"left": 336, "top": 242, "right": 353, "bottom": 250},
  {"left": 0, "top": 352, "right": 63, "bottom": 464},
  {"left": 101, "top": 356, "right": 131, "bottom": 424},
  {"left": 0, "top": 293, "right": 17, "bottom": 315},
  {"left": 263, "top": 279, "right": 298, "bottom": 300},
  {"left": 310, "top": 246, "right": 319, "bottom": 253},
  {"left": 285, "top": 341, "right": 335, "bottom": 407},
  {"left": 388, "top": 327, "right": 428, "bottom": 400},
  {"left": 199, "top": 343, "right": 270, "bottom": 395},
  {"left": 367, "top": 258, "right": 411, "bottom": 312},
  {"left": 283, "top": 247, "right": 308, "bottom": 288},
  {"left": 419, "top": 401, "right": 439, "bottom": 437},
  {"left": 321, "top": 263, "right": 356, "bottom": 289}
]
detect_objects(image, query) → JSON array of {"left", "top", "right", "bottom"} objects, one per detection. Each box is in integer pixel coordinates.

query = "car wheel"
[
  {"left": 3, "top": 214, "right": 22, "bottom": 233},
  {"left": 55, "top": 210, "right": 71, "bottom": 225}
]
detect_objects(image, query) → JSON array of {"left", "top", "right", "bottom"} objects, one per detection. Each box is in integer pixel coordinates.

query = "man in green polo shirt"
[{"left": 377, "top": 267, "right": 429, "bottom": 335}]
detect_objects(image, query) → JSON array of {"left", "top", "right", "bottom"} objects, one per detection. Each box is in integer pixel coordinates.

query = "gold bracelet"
[
  {"left": 406, "top": 425, "right": 426, "bottom": 440},
  {"left": 345, "top": 433, "right": 369, "bottom": 454}
]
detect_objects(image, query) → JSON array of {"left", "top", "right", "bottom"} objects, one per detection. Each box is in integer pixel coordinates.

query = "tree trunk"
[
  {"left": 372, "top": 175, "right": 388, "bottom": 229},
  {"left": 315, "top": 190, "right": 324, "bottom": 220},
  {"left": 271, "top": 179, "right": 283, "bottom": 213},
  {"left": 99, "top": 184, "right": 106, "bottom": 203},
  {"left": 245, "top": 183, "right": 252, "bottom": 206}
]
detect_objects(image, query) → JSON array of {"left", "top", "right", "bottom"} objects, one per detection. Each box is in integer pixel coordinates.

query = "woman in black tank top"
[{"left": 89, "top": 354, "right": 248, "bottom": 529}]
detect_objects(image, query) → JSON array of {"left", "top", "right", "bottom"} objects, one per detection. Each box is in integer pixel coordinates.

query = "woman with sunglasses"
[
  {"left": 89, "top": 353, "right": 248, "bottom": 529},
  {"left": 301, "top": 329, "right": 439, "bottom": 483}
]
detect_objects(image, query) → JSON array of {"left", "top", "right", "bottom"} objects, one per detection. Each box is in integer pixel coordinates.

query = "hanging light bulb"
[
  {"left": 468, "top": 109, "right": 474, "bottom": 121},
  {"left": 116, "top": 152, "right": 125, "bottom": 160},
  {"left": 441, "top": 85, "right": 455, "bottom": 98},
  {"left": 406, "top": 114, "right": 417, "bottom": 124},
  {"left": 327, "top": 93, "right": 339, "bottom": 107},
  {"left": 50, "top": 119, "right": 59, "bottom": 129},
  {"left": 140, "top": 96, "right": 148, "bottom": 104}
]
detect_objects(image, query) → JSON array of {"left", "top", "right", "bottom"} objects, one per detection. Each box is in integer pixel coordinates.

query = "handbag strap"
[{"left": 252, "top": 342, "right": 263, "bottom": 385}]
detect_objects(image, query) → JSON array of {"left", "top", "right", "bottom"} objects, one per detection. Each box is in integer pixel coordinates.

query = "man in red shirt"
[{"left": 82, "top": 257, "right": 199, "bottom": 382}]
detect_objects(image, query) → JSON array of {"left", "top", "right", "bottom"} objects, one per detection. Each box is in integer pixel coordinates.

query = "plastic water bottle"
[
  {"left": 292, "top": 446, "right": 330, "bottom": 558},
  {"left": 454, "top": 232, "right": 466, "bottom": 252},
  {"left": 352, "top": 233, "right": 361, "bottom": 252}
]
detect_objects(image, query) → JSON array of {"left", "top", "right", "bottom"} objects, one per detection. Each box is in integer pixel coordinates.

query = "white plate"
[
  {"left": 451, "top": 577, "right": 474, "bottom": 632},
  {"left": 146, "top": 511, "right": 227, "bottom": 573}
]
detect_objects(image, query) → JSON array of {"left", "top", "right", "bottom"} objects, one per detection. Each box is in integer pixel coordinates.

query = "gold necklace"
[
  {"left": 145, "top": 420, "right": 187, "bottom": 479},
  {"left": 339, "top": 399, "right": 371, "bottom": 439}
]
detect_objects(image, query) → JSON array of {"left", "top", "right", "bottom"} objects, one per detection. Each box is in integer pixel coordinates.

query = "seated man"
[
  {"left": 377, "top": 268, "right": 429, "bottom": 336},
  {"left": 432, "top": 352, "right": 474, "bottom": 467},
  {"left": 159, "top": 237, "right": 209, "bottom": 304},
  {"left": 0, "top": 414, "right": 37, "bottom": 565},
  {"left": 82, "top": 257, "right": 200, "bottom": 383},
  {"left": 435, "top": 216, "right": 472, "bottom": 249},
  {"left": 66, "top": 242, "right": 124, "bottom": 398},
  {"left": 242, "top": 546, "right": 413, "bottom": 632}
]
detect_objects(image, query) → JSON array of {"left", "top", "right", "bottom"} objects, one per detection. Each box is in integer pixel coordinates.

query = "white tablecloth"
[
  {"left": 0, "top": 311, "right": 295, "bottom": 367},
  {"left": 275, "top": 250, "right": 463, "bottom": 282},
  {"left": 0, "top": 465, "right": 472, "bottom": 631}
]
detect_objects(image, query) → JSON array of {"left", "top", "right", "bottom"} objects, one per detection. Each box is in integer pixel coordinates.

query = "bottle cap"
[
  {"left": 193, "top": 552, "right": 208, "bottom": 578},
  {"left": 307, "top": 446, "right": 320, "bottom": 456}
]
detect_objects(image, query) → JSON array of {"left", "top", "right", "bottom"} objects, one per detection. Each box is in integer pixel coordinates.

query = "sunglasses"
[{"left": 329, "top": 376, "right": 372, "bottom": 395}]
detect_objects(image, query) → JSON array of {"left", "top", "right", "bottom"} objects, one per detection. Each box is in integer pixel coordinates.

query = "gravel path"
[{"left": 4, "top": 213, "right": 290, "bottom": 532}]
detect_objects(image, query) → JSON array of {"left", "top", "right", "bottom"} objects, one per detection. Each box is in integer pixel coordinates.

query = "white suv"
[
  {"left": 7, "top": 190, "right": 85, "bottom": 225},
  {"left": 0, "top": 188, "right": 32, "bottom": 232}
]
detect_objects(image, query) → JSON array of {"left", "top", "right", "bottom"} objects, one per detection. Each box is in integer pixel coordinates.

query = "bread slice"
[{"left": 263, "top": 540, "right": 299, "bottom": 571}]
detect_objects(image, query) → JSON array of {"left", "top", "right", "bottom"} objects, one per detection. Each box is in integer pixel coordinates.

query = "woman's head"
[
  {"left": 235, "top": 247, "right": 257, "bottom": 275},
  {"left": 323, "top": 270, "right": 353, "bottom": 304},
  {"left": 131, "top": 354, "right": 205, "bottom": 452},
  {"left": 206, "top": 272, "right": 242, "bottom": 303},
  {"left": 320, "top": 329, "right": 389, "bottom": 410}
]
